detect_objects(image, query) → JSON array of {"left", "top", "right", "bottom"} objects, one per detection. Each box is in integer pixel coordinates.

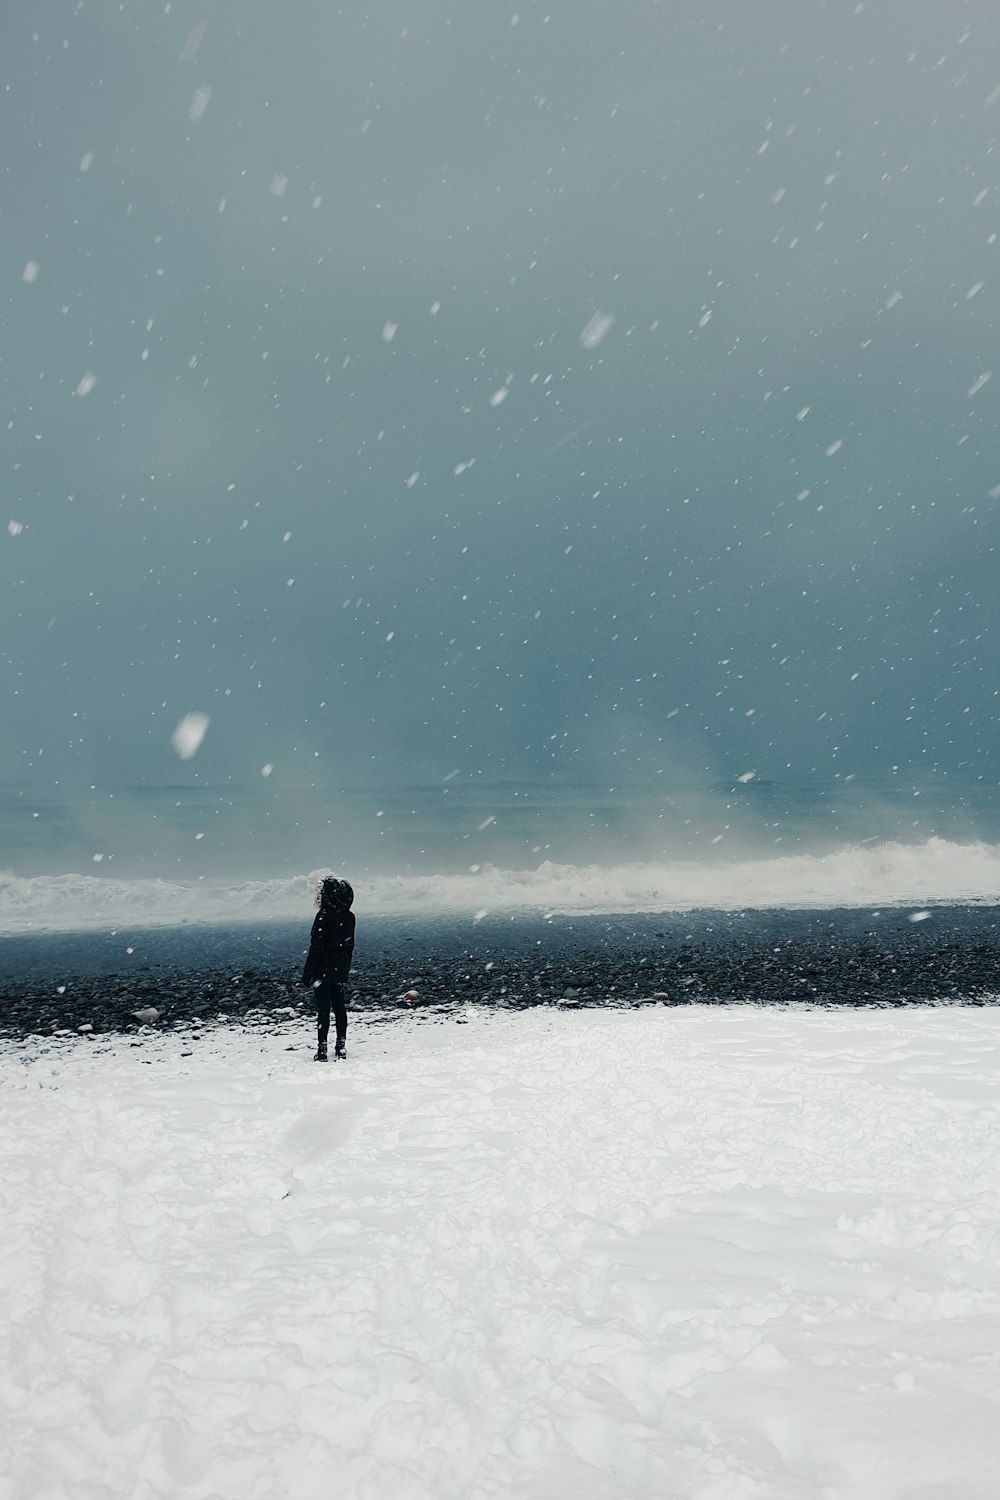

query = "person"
[{"left": 303, "top": 876, "right": 355, "bottom": 1061}]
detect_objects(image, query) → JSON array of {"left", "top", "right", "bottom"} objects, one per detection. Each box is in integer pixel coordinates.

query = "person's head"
[{"left": 316, "top": 876, "right": 354, "bottom": 910}]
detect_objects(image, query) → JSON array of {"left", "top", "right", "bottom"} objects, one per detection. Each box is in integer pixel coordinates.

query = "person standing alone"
[{"left": 303, "top": 876, "right": 355, "bottom": 1061}]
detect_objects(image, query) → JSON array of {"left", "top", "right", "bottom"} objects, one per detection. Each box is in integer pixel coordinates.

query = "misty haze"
[{"left": 4, "top": 1, "right": 1000, "bottom": 914}]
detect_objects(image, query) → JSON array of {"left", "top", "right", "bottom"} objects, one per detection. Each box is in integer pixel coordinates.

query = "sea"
[{"left": 3, "top": 773, "right": 1000, "bottom": 935}]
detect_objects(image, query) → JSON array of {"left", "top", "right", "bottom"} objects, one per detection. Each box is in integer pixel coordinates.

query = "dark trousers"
[{"left": 315, "top": 978, "right": 347, "bottom": 1046}]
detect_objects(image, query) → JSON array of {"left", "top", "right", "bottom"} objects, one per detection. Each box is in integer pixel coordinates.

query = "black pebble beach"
[{"left": 1, "top": 907, "right": 999, "bottom": 1040}]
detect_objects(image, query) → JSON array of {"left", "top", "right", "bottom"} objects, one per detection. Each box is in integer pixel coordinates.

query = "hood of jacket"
[{"left": 319, "top": 877, "right": 354, "bottom": 912}]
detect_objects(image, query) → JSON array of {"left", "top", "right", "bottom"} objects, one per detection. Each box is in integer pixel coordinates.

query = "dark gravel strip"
[{"left": 2, "top": 907, "right": 999, "bottom": 1040}]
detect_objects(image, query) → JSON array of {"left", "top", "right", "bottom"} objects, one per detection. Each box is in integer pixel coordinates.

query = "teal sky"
[{"left": 4, "top": 1, "right": 1000, "bottom": 803}]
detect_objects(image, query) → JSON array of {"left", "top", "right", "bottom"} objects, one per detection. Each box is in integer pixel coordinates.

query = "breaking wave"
[{"left": 2, "top": 837, "right": 1000, "bottom": 934}]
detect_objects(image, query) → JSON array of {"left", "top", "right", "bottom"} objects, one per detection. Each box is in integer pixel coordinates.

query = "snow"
[
  {"left": 580, "top": 311, "right": 615, "bottom": 349},
  {"left": 3, "top": 1005, "right": 998, "bottom": 1497},
  {"left": 188, "top": 86, "right": 211, "bottom": 122},
  {"left": 178, "top": 23, "right": 207, "bottom": 63},
  {"left": 170, "top": 712, "right": 210, "bottom": 762}
]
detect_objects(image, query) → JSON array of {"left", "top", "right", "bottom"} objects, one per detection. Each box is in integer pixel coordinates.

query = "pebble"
[{"left": 2, "top": 909, "right": 998, "bottom": 1041}]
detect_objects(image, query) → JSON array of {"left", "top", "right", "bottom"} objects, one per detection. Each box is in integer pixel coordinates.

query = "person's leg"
[
  {"left": 331, "top": 983, "right": 348, "bottom": 1056},
  {"left": 315, "top": 980, "right": 332, "bottom": 1060}
]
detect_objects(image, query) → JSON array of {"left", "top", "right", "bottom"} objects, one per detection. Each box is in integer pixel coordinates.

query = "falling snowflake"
[
  {"left": 179, "top": 23, "right": 207, "bottom": 62},
  {"left": 580, "top": 311, "right": 615, "bottom": 349},
  {"left": 171, "top": 713, "right": 210, "bottom": 760}
]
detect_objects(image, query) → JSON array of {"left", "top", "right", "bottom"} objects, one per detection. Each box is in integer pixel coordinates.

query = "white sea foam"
[{"left": 3, "top": 836, "right": 1000, "bottom": 934}]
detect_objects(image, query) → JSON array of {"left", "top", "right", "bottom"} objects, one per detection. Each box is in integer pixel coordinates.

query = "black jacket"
[{"left": 303, "top": 888, "right": 355, "bottom": 987}]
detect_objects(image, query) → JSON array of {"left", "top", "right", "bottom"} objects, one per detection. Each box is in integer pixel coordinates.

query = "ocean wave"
[{"left": 2, "top": 838, "right": 1000, "bottom": 934}]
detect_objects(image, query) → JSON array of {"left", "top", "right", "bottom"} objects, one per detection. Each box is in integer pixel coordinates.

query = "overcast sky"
[{"left": 4, "top": 0, "right": 1000, "bottom": 803}]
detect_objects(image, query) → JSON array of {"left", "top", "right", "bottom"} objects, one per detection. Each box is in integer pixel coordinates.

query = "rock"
[
  {"left": 3, "top": 912, "right": 999, "bottom": 1042},
  {"left": 132, "top": 1006, "right": 160, "bottom": 1025}
]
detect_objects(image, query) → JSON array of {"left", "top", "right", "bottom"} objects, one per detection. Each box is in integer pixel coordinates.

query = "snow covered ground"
[{"left": 3, "top": 1004, "right": 999, "bottom": 1499}]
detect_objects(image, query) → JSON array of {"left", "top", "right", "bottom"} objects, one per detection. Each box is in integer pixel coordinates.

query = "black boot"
[
  {"left": 334, "top": 1037, "right": 346, "bottom": 1060},
  {"left": 315, "top": 1039, "right": 328, "bottom": 1062}
]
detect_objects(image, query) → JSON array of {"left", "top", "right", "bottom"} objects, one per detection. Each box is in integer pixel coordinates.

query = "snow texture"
[{"left": 3, "top": 1006, "right": 999, "bottom": 1498}]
